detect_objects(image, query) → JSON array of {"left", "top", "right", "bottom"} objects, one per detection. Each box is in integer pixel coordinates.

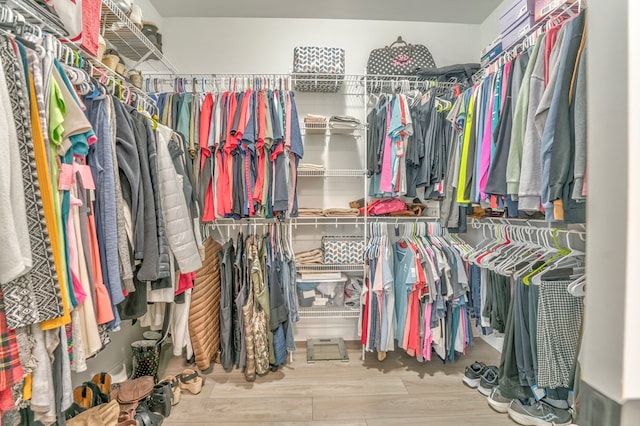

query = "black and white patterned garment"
[
  {"left": 0, "top": 36, "right": 63, "bottom": 328},
  {"left": 536, "top": 280, "right": 584, "bottom": 389}
]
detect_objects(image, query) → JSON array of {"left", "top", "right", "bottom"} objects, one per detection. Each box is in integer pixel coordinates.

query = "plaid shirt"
[{"left": 0, "top": 291, "right": 24, "bottom": 404}]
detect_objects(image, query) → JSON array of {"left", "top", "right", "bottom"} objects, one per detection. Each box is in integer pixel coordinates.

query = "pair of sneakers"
[
  {"left": 488, "top": 387, "right": 573, "bottom": 426},
  {"left": 462, "top": 361, "right": 499, "bottom": 396}
]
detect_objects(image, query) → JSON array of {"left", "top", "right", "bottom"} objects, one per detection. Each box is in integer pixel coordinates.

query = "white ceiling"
[{"left": 149, "top": 0, "right": 504, "bottom": 24}]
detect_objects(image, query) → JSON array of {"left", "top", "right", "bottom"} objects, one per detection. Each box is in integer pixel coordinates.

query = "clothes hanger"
[
  {"left": 523, "top": 229, "right": 570, "bottom": 285},
  {"left": 0, "top": 8, "right": 41, "bottom": 50},
  {"left": 533, "top": 231, "right": 585, "bottom": 283},
  {"left": 475, "top": 224, "right": 507, "bottom": 265},
  {"left": 496, "top": 227, "right": 535, "bottom": 275},
  {"left": 510, "top": 227, "right": 554, "bottom": 279},
  {"left": 567, "top": 274, "right": 586, "bottom": 297},
  {"left": 466, "top": 221, "right": 494, "bottom": 263},
  {"left": 482, "top": 224, "right": 516, "bottom": 271}
]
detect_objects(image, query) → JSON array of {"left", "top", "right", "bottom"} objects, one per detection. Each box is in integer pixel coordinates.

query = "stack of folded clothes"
[
  {"left": 298, "top": 208, "right": 324, "bottom": 217},
  {"left": 304, "top": 114, "right": 327, "bottom": 131},
  {"left": 322, "top": 208, "right": 360, "bottom": 217},
  {"left": 298, "top": 163, "right": 326, "bottom": 172},
  {"left": 328, "top": 115, "right": 361, "bottom": 133},
  {"left": 295, "top": 248, "right": 324, "bottom": 264}
]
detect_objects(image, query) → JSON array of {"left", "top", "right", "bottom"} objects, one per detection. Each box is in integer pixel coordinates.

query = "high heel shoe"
[
  {"left": 161, "top": 376, "right": 181, "bottom": 405},
  {"left": 92, "top": 372, "right": 112, "bottom": 396},
  {"left": 177, "top": 369, "right": 204, "bottom": 395}
]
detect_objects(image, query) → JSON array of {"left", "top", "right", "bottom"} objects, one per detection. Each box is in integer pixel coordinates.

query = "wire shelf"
[
  {"left": 298, "top": 306, "right": 360, "bottom": 319},
  {"left": 298, "top": 169, "right": 366, "bottom": 177},
  {"left": 301, "top": 123, "right": 365, "bottom": 137},
  {"left": 101, "top": 0, "right": 177, "bottom": 73},
  {"left": 296, "top": 264, "right": 364, "bottom": 273},
  {"left": 302, "top": 122, "right": 327, "bottom": 133},
  {"left": 142, "top": 73, "right": 460, "bottom": 97},
  {"left": 1, "top": 0, "right": 68, "bottom": 38},
  {"left": 292, "top": 73, "right": 460, "bottom": 96},
  {"left": 292, "top": 217, "right": 363, "bottom": 227},
  {"left": 144, "top": 73, "right": 293, "bottom": 93},
  {"left": 291, "top": 216, "right": 438, "bottom": 226}
]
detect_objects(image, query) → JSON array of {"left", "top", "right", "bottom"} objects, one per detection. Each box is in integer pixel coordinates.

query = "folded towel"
[
  {"left": 298, "top": 208, "right": 325, "bottom": 217},
  {"left": 295, "top": 248, "right": 324, "bottom": 264},
  {"left": 328, "top": 115, "right": 361, "bottom": 131},
  {"left": 304, "top": 114, "right": 327, "bottom": 123},
  {"left": 322, "top": 208, "right": 360, "bottom": 217},
  {"left": 298, "top": 163, "right": 326, "bottom": 171}
]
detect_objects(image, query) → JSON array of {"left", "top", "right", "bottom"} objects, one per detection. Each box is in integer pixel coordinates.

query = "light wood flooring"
[{"left": 162, "top": 339, "right": 514, "bottom": 425}]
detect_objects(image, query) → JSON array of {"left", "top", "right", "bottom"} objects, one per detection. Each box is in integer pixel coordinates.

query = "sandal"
[
  {"left": 177, "top": 369, "right": 204, "bottom": 395},
  {"left": 84, "top": 381, "right": 110, "bottom": 405},
  {"left": 92, "top": 372, "right": 112, "bottom": 396},
  {"left": 135, "top": 402, "right": 164, "bottom": 426},
  {"left": 73, "top": 385, "right": 95, "bottom": 409},
  {"left": 147, "top": 382, "right": 172, "bottom": 417},
  {"left": 162, "top": 376, "right": 181, "bottom": 405}
]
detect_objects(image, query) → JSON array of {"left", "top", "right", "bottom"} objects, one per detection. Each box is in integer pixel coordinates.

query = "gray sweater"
[
  {"left": 518, "top": 26, "right": 568, "bottom": 210},
  {"left": 572, "top": 48, "right": 587, "bottom": 201},
  {"left": 547, "top": 11, "right": 586, "bottom": 223},
  {"left": 113, "top": 98, "right": 145, "bottom": 261}
]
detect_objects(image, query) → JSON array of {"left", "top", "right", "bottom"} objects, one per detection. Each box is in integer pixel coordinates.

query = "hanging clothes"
[
  {"left": 154, "top": 85, "right": 304, "bottom": 221},
  {"left": 0, "top": 26, "right": 204, "bottom": 418},
  {"left": 441, "top": 10, "right": 587, "bottom": 224},
  {"left": 367, "top": 88, "right": 455, "bottom": 200},
  {"left": 361, "top": 223, "right": 472, "bottom": 363},
  {"left": 202, "top": 223, "right": 297, "bottom": 382}
]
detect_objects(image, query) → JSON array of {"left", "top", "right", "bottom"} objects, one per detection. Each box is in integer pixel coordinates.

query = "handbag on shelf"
[
  {"left": 367, "top": 198, "right": 407, "bottom": 216},
  {"left": 293, "top": 46, "right": 345, "bottom": 93},
  {"left": 366, "top": 36, "right": 436, "bottom": 76},
  {"left": 322, "top": 236, "right": 365, "bottom": 264}
]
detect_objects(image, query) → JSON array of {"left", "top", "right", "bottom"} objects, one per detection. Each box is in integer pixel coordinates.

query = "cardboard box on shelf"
[{"left": 534, "top": 0, "right": 572, "bottom": 22}]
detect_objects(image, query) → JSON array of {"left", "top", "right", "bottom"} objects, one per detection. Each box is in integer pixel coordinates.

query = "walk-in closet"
[{"left": 0, "top": 0, "right": 635, "bottom": 425}]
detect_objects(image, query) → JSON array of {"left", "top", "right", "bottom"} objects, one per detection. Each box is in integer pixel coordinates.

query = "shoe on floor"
[
  {"left": 477, "top": 366, "right": 499, "bottom": 396},
  {"left": 487, "top": 387, "right": 512, "bottom": 413},
  {"left": 462, "top": 361, "right": 487, "bottom": 388},
  {"left": 508, "top": 399, "right": 573, "bottom": 426}
]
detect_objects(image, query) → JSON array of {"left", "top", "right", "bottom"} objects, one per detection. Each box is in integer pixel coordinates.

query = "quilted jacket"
[
  {"left": 156, "top": 125, "right": 202, "bottom": 273},
  {"left": 188, "top": 238, "right": 222, "bottom": 371}
]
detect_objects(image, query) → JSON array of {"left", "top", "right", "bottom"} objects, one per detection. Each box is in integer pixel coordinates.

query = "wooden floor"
[{"left": 162, "top": 339, "right": 514, "bottom": 425}]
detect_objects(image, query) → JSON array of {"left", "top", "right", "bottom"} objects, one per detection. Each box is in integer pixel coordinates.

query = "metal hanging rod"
[
  {"left": 469, "top": 218, "right": 586, "bottom": 237},
  {"left": 145, "top": 73, "right": 293, "bottom": 93},
  {"left": 203, "top": 216, "right": 438, "bottom": 227},
  {"left": 473, "top": 0, "right": 583, "bottom": 82},
  {"left": 144, "top": 72, "right": 461, "bottom": 94}
]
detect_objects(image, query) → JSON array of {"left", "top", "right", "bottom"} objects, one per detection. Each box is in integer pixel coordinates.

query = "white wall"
[
  {"left": 624, "top": 0, "right": 640, "bottom": 402},
  {"left": 135, "top": 0, "right": 164, "bottom": 30},
  {"left": 583, "top": 0, "right": 633, "bottom": 405},
  {"left": 161, "top": 17, "right": 482, "bottom": 74},
  {"left": 71, "top": 321, "right": 144, "bottom": 387}
]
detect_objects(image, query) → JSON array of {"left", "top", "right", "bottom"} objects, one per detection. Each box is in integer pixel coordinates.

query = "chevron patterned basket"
[
  {"left": 293, "top": 46, "right": 345, "bottom": 93},
  {"left": 322, "top": 236, "right": 365, "bottom": 264}
]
